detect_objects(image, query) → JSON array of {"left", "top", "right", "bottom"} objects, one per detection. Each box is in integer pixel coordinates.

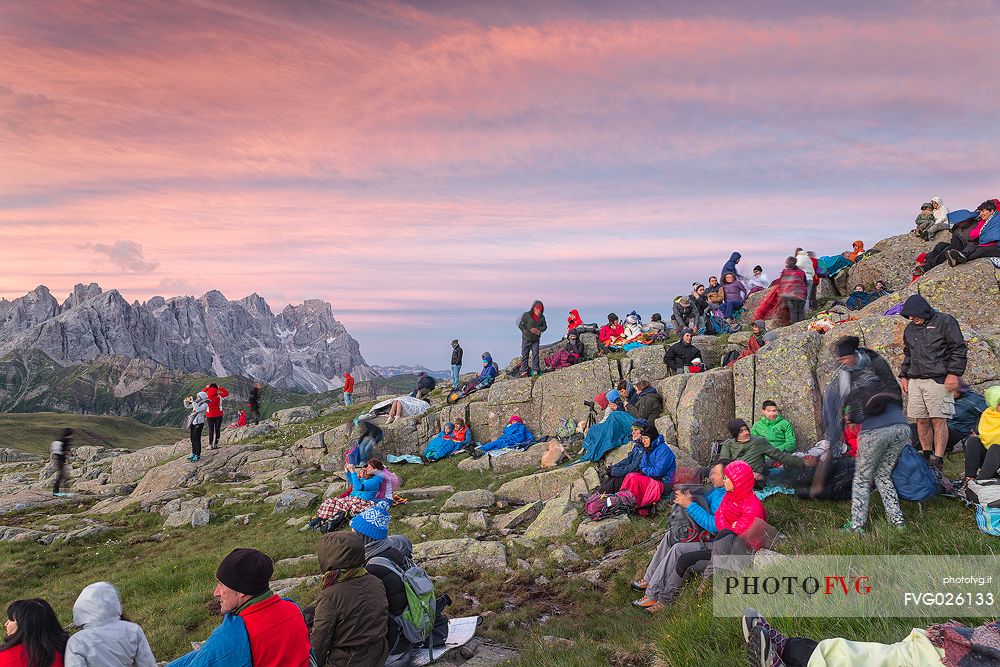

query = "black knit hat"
[
  {"left": 216, "top": 548, "right": 273, "bottom": 596},
  {"left": 727, "top": 419, "right": 749, "bottom": 438},
  {"left": 835, "top": 336, "right": 860, "bottom": 358}
]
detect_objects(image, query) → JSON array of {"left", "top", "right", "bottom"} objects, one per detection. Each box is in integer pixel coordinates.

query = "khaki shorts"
[{"left": 906, "top": 377, "right": 955, "bottom": 419}]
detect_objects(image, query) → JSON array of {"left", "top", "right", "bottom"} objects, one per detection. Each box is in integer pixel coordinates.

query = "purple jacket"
[{"left": 721, "top": 280, "right": 747, "bottom": 302}]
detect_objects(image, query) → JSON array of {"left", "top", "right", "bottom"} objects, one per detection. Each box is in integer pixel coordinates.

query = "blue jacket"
[
  {"left": 639, "top": 436, "right": 675, "bottom": 482},
  {"left": 346, "top": 471, "right": 382, "bottom": 500},
  {"left": 165, "top": 613, "right": 252, "bottom": 667},
  {"left": 952, "top": 390, "right": 988, "bottom": 436},
  {"left": 720, "top": 252, "right": 742, "bottom": 281},
  {"left": 979, "top": 212, "right": 1000, "bottom": 245},
  {"left": 478, "top": 362, "right": 499, "bottom": 387},
  {"left": 684, "top": 486, "right": 726, "bottom": 534},
  {"left": 608, "top": 442, "right": 643, "bottom": 478}
]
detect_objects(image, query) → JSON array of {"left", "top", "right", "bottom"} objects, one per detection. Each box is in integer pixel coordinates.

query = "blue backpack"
[{"left": 891, "top": 444, "right": 939, "bottom": 501}]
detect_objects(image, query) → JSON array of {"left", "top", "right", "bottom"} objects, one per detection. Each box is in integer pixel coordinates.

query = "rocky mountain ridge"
[{"left": 0, "top": 283, "right": 375, "bottom": 393}]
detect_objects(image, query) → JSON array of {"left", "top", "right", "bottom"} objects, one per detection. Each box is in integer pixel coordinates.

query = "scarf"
[{"left": 322, "top": 566, "right": 368, "bottom": 590}]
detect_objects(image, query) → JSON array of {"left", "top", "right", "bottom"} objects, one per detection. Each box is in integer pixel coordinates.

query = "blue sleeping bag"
[
  {"left": 480, "top": 422, "right": 535, "bottom": 453},
  {"left": 578, "top": 410, "right": 636, "bottom": 462}
]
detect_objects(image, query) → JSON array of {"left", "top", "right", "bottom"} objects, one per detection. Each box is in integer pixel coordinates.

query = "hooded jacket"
[
  {"left": 718, "top": 436, "right": 806, "bottom": 479},
  {"left": 931, "top": 197, "right": 949, "bottom": 225},
  {"left": 822, "top": 347, "right": 903, "bottom": 449},
  {"left": 342, "top": 374, "right": 354, "bottom": 394},
  {"left": 720, "top": 252, "right": 742, "bottom": 282},
  {"left": 312, "top": 533, "right": 389, "bottom": 667},
  {"left": 979, "top": 387, "right": 1000, "bottom": 447},
  {"left": 952, "top": 389, "right": 987, "bottom": 436},
  {"left": 721, "top": 276, "right": 747, "bottom": 303},
  {"left": 663, "top": 339, "right": 702, "bottom": 370},
  {"left": 203, "top": 386, "right": 229, "bottom": 419},
  {"left": 899, "top": 295, "right": 968, "bottom": 381},
  {"left": 363, "top": 536, "right": 415, "bottom": 656},
  {"left": 750, "top": 415, "right": 797, "bottom": 452},
  {"left": 672, "top": 298, "right": 697, "bottom": 324},
  {"left": 978, "top": 210, "right": 1000, "bottom": 246},
  {"left": 567, "top": 309, "right": 584, "bottom": 333},
  {"left": 847, "top": 240, "right": 864, "bottom": 262},
  {"left": 599, "top": 321, "right": 624, "bottom": 344},
  {"left": 625, "top": 386, "right": 664, "bottom": 422},
  {"left": 478, "top": 355, "right": 499, "bottom": 387},
  {"left": 795, "top": 251, "right": 815, "bottom": 279},
  {"left": 187, "top": 392, "right": 209, "bottom": 426},
  {"left": 65, "top": 582, "right": 157, "bottom": 667},
  {"left": 638, "top": 435, "right": 676, "bottom": 481},
  {"left": 714, "top": 461, "right": 767, "bottom": 537},
  {"left": 518, "top": 300, "right": 547, "bottom": 343}
]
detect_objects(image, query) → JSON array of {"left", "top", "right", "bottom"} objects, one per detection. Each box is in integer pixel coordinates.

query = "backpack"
[
  {"left": 890, "top": 444, "right": 939, "bottom": 501},
  {"left": 664, "top": 491, "right": 712, "bottom": 547},
  {"left": 720, "top": 350, "right": 740, "bottom": 367},
  {"left": 708, "top": 439, "right": 725, "bottom": 464},
  {"left": 368, "top": 555, "right": 438, "bottom": 649},
  {"left": 965, "top": 479, "right": 1000, "bottom": 509},
  {"left": 583, "top": 489, "right": 637, "bottom": 521}
]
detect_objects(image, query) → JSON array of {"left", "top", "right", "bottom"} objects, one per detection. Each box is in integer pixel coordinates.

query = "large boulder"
[
  {"left": 272, "top": 406, "right": 318, "bottom": 426},
  {"left": 411, "top": 538, "right": 508, "bottom": 571},
  {"left": 733, "top": 331, "right": 824, "bottom": 447},
  {"left": 846, "top": 233, "right": 938, "bottom": 294},
  {"left": 458, "top": 442, "right": 548, "bottom": 472},
  {"left": 221, "top": 422, "right": 275, "bottom": 444},
  {"left": 624, "top": 346, "right": 670, "bottom": 383},
  {"left": 536, "top": 358, "right": 615, "bottom": 435},
  {"left": 495, "top": 466, "right": 592, "bottom": 504},
  {"left": 109, "top": 441, "right": 189, "bottom": 484},
  {"left": 265, "top": 489, "right": 317, "bottom": 513},
  {"left": 442, "top": 489, "right": 496, "bottom": 510},
  {"left": 493, "top": 501, "right": 544, "bottom": 532},
  {"left": 577, "top": 515, "right": 630, "bottom": 545},
  {"left": 523, "top": 498, "right": 578, "bottom": 540},
  {"left": 674, "top": 369, "right": 735, "bottom": 463}
]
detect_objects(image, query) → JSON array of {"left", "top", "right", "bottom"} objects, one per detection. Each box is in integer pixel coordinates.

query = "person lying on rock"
[
  {"left": 632, "top": 458, "right": 731, "bottom": 612},
  {"left": 165, "top": 549, "right": 311, "bottom": 667},
  {"left": 640, "top": 460, "right": 769, "bottom": 615},
  {"left": 617, "top": 424, "right": 676, "bottom": 515},
  {"left": 305, "top": 459, "right": 385, "bottom": 532},
  {"left": 663, "top": 330, "right": 702, "bottom": 375},
  {"left": 623, "top": 379, "right": 663, "bottom": 422},
  {"left": 310, "top": 532, "right": 389, "bottom": 667},
  {"left": 467, "top": 415, "right": 535, "bottom": 458},
  {"left": 718, "top": 419, "right": 815, "bottom": 486},
  {"left": 750, "top": 401, "right": 797, "bottom": 453}
]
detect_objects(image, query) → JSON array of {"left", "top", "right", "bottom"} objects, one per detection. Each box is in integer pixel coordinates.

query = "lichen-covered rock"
[
  {"left": 577, "top": 515, "right": 629, "bottom": 545},
  {"left": 536, "top": 359, "right": 615, "bottom": 435},
  {"left": 625, "top": 346, "right": 670, "bottom": 383},
  {"left": 733, "top": 331, "right": 824, "bottom": 448},
  {"left": 675, "top": 369, "right": 735, "bottom": 463},
  {"left": 221, "top": 422, "right": 275, "bottom": 444},
  {"left": 846, "top": 233, "right": 939, "bottom": 295},
  {"left": 523, "top": 498, "right": 578, "bottom": 540},
  {"left": 264, "top": 489, "right": 317, "bottom": 513},
  {"left": 442, "top": 489, "right": 496, "bottom": 510},
  {"left": 412, "top": 538, "right": 508, "bottom": 571},
  {"left": 495, "top": 466, "right": 591, "bottom": 504},
  {"left": 458, "top": 443, "right": 547, "bottom": 472},
  {"left": 494, "top": 501, "right": 544, "bottom": 532}
]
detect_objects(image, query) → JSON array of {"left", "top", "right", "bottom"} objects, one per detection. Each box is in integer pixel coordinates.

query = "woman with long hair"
[{"left": 0, "top": 598, "right": 69, "bottom": 667}]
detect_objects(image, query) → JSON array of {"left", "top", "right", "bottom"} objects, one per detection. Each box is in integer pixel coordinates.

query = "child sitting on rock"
[{"left": 303, "top": 459, "right": 386, "bottom": 532}]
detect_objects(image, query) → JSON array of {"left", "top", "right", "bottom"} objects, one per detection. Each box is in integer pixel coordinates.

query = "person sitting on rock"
[
  {"left": 423, "top": 422, "right": 462, "bottom": 462},
  {"left": 705, "top": 276, "right": 725, "bottom": 312},
  {"left": 719, "top": 272, "right": 748, "bottom": 319},
  {"left": 645, "top": 312, "right": 667, "bottom": 334},
  {"left": 166, "top": 549, "right": 310, "bottom": 667},
  {"left": 663, "top": 330, "right": 702, "bottom": 374},
  {"left": 750, "top": 401, "right": 797, "bottom": 453},
  {"left": 618, "top": 423, "right": 676, "bottom": 515},
  {"left": 632, "top": 458, "right": 731, "bottom": 611},
  {"left": 950, "top": 382, "right": 988, "bottom": 445},
  {"left": 623, "top": 379, "right": 663, "bottom": 422},
  {"left": 747, "top": 265, "right": 770, "bottom": 294},
  {"left": 720, "top": 252, "right": 744, "bottom": 284},
  {"left": 962, "top": 386, "right": 1000, "bottom": 484},
  {"left": 726, "top": 320, "right": 768, "bottom": 367},
  {"left": 690, "top": 283, "right": 710, "bottom": 319},
  {"left": 350, "top": 419, "right": 384, "bottom": 466},
  {"left": 351, "top": 503, "right": 421, "bottom": 659},
  {"left": 924, "top": 208, "right": 980, "bottom": 270},
  {"left": 948, "top": 198, "right": 1000, "bottom": 266},
  {"left": 913, "top": 201, "right": 950, "bottom": 240},
  {"left": 410, "top": 372, "right": 436, "bottom": 400},
  {"left": 671, "top": 296, "right": 700, "bottom": 333},
  {"left": 67, "top": 583, "right": 157, "bottom": 667},
  {"left": 468, "top": 415, "right": 535, "bottom": 458},
  {"left": 595, "top": 419, "right": 646, "bottom": 494},
  {"left": 307, "top": 460, "right": 385, "bottom": 532},
  {"left": 718, "top": 419, "right": 815, "bottom": 485},
  {"left": 622, "top": 311, "right": 644, "bottom": 342},
  {"left": 311, "top": 532, "right": 389, "bottom": 667},
  {"left": 598, "top": 313, "right": 626, "bottom": 352},
  {"left": 642, "top": 460, "right": 768, "bottom": 615}
]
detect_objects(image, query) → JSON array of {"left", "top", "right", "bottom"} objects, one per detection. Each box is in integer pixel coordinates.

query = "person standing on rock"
[
  {"left": 203, "top": 383, "right": 229, "bottom": 449},
  {"left": 342, "top": 372, "right": 354, "bottom": 406},
  {"left": 516, "top": 300, "right": 547, "bottom": 377},
  {"left": 185, "top": 392, "right": 209, "bottom": 462},
  {"left": 50, "top": 427, "right": 73, "bottom": 497},
  {"left": 898, "top": 295, "right": 968, "bottom": 469},
  {"left": 777, "top": 256, "right": 807, "bottom": 325},
  {"left": 450, "top": 339, "right": 463, "bottom": 389},
  {"left": 165, "top": 549, "right": 311, "bottom": 667},
  {"left": 247, "top": 382, "right": 262, "bottom": 424}
]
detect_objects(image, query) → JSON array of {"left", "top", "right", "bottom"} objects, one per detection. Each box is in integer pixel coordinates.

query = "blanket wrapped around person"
[{"left": 479, "top": 416, "right": 536, "bottom": 453}]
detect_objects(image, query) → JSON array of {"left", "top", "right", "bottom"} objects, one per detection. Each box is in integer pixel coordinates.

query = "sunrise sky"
[{"left": 2, "top": 1, "right": 998, "bottom": 368}]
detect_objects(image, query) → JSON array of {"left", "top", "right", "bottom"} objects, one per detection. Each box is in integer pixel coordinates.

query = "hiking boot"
[
  {"left": 631, "top": 578, "right": 649, "bottom": 592},
  {"left": 840, "top": 521, "right": 864, "bottom": 534},
  {"left": 632, "top": 595, "right": 657, "bottom": 608},
  {"left": 748, "top": 626, "right": 781, "bottom": 667},
  {"left": 929, "top": 454, "right": 944, "bottom": 470},
  {"left": 741, "top": 607, "right": 763, "bottom": 642},
  {"left": 946, "top": 249, "right": 966, "bottom": 267},
  {"left": 644, "top": 601, "right": 668, "bottom": 615}
]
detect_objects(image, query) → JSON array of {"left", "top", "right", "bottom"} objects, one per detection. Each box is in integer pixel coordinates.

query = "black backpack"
[{"left": 664, "top": 490, "right": 712, "bottom": 548}]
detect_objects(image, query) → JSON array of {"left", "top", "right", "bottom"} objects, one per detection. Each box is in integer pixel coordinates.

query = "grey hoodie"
[
  {"left": 65, "top": 582, "right": 157, "bottom": 667},
  {"left": 187, "top": 391, "right": 209, "bottom": 426}
]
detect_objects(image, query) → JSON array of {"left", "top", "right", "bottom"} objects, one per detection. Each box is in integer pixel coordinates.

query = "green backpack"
[{"left": 368, "top": 555, "right": 436, "bottom": 647}]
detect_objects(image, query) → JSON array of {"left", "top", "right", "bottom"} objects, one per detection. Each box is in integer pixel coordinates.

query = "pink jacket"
[
  {"left": 375, "top": 470, "right": 401, "bottom": 499},
  {"left": 714, "top": 460, "right": 766, "bottom": 536}
]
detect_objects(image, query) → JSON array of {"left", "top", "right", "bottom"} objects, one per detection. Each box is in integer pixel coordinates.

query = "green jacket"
[
  {"left": 718, "top": 436, "right": 806, "bottom": 478},
  {"left": 750, "top": 415, "right": 797, "bottom": 452}
]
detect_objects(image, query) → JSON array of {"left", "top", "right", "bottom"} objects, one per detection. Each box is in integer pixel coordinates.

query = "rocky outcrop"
[
  {"left": 0, "top": 283, "right": 375, "bottom": 393},
  {"left": 411, "top": 538, "right": 509, "bottom": 571}
]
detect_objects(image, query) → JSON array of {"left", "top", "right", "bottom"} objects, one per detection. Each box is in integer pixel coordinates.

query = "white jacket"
[
  {"left": 931, "top": 197, "right": 949, "bottom": 225},
  {"left": 65, "top": 582, "right": 157, "bottom": 667},
  {"left": 747, "top": 272, "right": 770, "bottom": 290},
  {"left": 796, "top": 252, "right": 815, "bottom": 279}
]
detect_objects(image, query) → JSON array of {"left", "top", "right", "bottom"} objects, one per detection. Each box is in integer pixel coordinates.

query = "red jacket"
[
  {"left": 343, "top": 373, "right": 355, "bottom": 393},
  {"left": 203, "top": 386, "right": 229, "bottom": 418},
  {"left": 567, "top": 309, "right": 584, "bottom": 334},
  {"left": 599, "top": 322, "right": 624, "bottom": 343},
  {"left": 0, "top": 645, "right": 63, "bottom": 667},
  {"left": 239, "top": 594, "right": 311, "bottom": 667}
]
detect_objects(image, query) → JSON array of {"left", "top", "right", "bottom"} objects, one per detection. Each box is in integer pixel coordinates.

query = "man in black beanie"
[
  {"left": 718, "top": 418, "right": 815, "bottom": 482},
  {"left": 168, "top": 547, "right": 311, "bottom": 666}
]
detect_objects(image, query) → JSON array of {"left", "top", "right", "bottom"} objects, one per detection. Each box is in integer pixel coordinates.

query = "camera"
[{"left": 583, "top": 400, "right": 595, "bottom": 409}]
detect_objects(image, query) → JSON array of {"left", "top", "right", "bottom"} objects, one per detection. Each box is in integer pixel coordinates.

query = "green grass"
[
  {"left": 0, "top": 412, "right": 184, "bottom": 455},
  {"left": 0, "top": 407, "right": 994, "bottom": 666}
]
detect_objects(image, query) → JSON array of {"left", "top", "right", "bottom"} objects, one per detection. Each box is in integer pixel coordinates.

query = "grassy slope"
[
  {"left": 0, "top": 413, "right": 184, "bottom": 455},
  {"left": 0, "top": 406, "right": 994, "bottom": 665}
]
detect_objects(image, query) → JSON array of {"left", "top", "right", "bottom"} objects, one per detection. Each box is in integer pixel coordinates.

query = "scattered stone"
[
  {"left": 493, "top": 501, "right": 543, "bottom": 532},
  {"left": 323, "top": 482, "right": 347, "bottom": 499},
  {"left": 280, "top": 479, "right": 299, "bottom": 491},
  {"left": 442, "top": 489, "right": 495, "bottom": 510},
  {"left": 523, "top": 498, "right": 578, "bottom": 540},
  {"left": 401, "top": 516, "right": 430, "bottom": 529},
  {"left": 550, "top": 545, "right": 581, "bottom": 563},
  {"left": 576, "top": 515, "right": 630, "bottom": 545},
  {"left": 190, "top": 509, "right": 211, "bottom": 527},
  {"left": 231, "top": 513, "right": 254, "bottom": 525},
  {"left": 265, "top": 490, "right": 317, "bottom": 513},
  {"left": 467, "top": 511, "right": 488, "bottom": 530},
  {"left": 404, "top": 485, "right": 455, "bottom": 500},
  {"left": 539, "top": 636, "right": 576, "bottom": 650},
  {"left": 284, "top": 516, "right": 309, "bottom": 527},
  {"left": 495, "top": 466, "right": 591, "bottom": 504},
  {"left": 275, "top": 554, "right": 318, "bottom": 568},
  {"left": 270, "top": 575, "right": 321, "bottom": 597}
]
